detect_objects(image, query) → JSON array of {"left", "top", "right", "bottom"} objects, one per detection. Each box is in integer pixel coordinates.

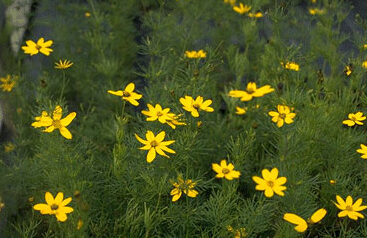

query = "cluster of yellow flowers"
[
  {"left": 0, "top": 74, "right": 17, "bottom": 92},
  {"left": 225, "top": 1, "right": 263, "bottom": 18}
]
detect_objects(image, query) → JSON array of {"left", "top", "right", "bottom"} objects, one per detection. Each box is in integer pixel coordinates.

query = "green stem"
[{"left": 59, "top": 71, "right": 66, "bottom": 103}]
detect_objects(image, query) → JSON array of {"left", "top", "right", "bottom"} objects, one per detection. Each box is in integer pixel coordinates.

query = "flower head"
[
  {"left": 281, "top": 62, "right": 300, "bottom": 71},
  {"left": 31, "top": 106, "right": 76, "bottom": 139},
  {"left": 108, "top": 82, "right": 142, "bottom": 106},
  {"left": 357, "top": 144, "right": 367, "bottom": 159},
  {"left": 344, "top": 64, "right": 352, "bottom": 76},
  {"left": 248, "top": 12, "right": 263, "bottom": 18},
  {"left": 235, "top": 106, "right": 247, "bottom": 115},
  {"left": 223, "top": 0, "right": 236, "bottom": 6},
  {"left": 4, "top": 142, "right": 15, "bottom": 152},
  {"left": 212, "top": 160, "right": 241, "bottom": 180},
  {"left": 142, "top": 104, "right": 186, "bottom": 129},
  {"left": 135, "top": 131, "right": 175, "bottom": 163},
  {"left": 33, "top": 192, "right": 73, "bottom": 222},
  {"left": 252, "top": 168, "right": 287, "bottom": 197},
  {"left": 170, "top": 176, "right": 198, "bottom": 202},
  {"left": 185, "top": 50, "right": 206, "bottom": 58},
  {"left": 227, "top": 225, "right": 247, "bottom": 238},
  {"left": 283, "top": 208, "right": 327, "bottom": 233},
  {"left": 233, "top": 3, "right": 251, "bottom": 14},
  {"left": 309, "top": 8, "right": 325, "bottom": 15},
  {"left": 179, "top": 96, "right": 214, "bottom": 117},
  {"left": 229, "top": 82, "right": 274, "bottom": 102},
  {"left": 0, "top": 74, "right": 17, "bottom": 92},
  {"left": 334, "top": 195, "right": 367, "bottom": 220},
  {"left": 268, "top": 105, "right": 296, "bottom": 127},
  {"left": 342, "top": 112, "right": 366, "bottom": 126},
  {"left": 21, "top": 37, "right": 53, "bottom": 56},
  {"left": 55, "top": 59, "right": 73, "bottom": 70}
]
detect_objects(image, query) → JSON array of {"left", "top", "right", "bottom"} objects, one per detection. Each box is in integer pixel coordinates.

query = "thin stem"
[{"left": 59, "top": 71, "right": 66, "bottom": 103}]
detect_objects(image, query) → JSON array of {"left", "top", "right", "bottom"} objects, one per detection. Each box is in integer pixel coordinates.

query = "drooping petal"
[
  {"left": 309, "top": 208, "right": 327, "bottom": 223},
  {"left": 147, "top": 148, "right": 156, "bottom": 163},
  {"left": 160, "top": 145, "right": 176, "bottom": 154},
  {"left": 55, "top": 212, "right": 68, "bottom": 222},
  {"left": 264, "top": 187, "right": 274, "bottom": 197},
  {"left": 59, "top": 127, "right": 72, "bottom": 139},
  {"left": 283, "top": 213, "right": 308, "bottom": 233}
]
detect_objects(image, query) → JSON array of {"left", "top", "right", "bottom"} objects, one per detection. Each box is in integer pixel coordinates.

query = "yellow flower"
[
  {"left": 33, "top": 192, "right": 73, "bottom": 222},
  {"left": 227, "top": 225, "right": 247, "bottom": 238},
  {"left": 212, "top": 160, "right": 241, "bottom": 180},
  {"left": 229, "top": 82, "right": 274, "bottom": 102},
  {"left": 31, "top": 106, "right": 76, "bottom": 140},
  {"left": 4, "top": 142, "right": 15, "bottom": 152},
  {"left": 309, "top": 8, "right": 325, "bottom": 15},
  {"left": 344, "top": 65, "right": 352, "bottom": 76},
  {"left": 223, "top": 0, "right": 236, "bottom": 6},
  {"left": 135, "top": 131, "right": 175, "bottom": 163},
  {"left": 283, "top": 208, "right": 327, "bottom": 233},
  {"left": 21, "top": 37, "right": 53, "bottom": 56},
  {"left": 342, "top": 112, "right": 366, "bottom": 126},
  {"left": 311, "top": 0, "right": 317, "bottom": 3},
  {"left": 363, "top": 44, "right": 367, "bottom": 50},
  {"left": 362, "top": 61, "right": 367, "bottom": 68},
  {"left": 55, "top": 59, "right": 73, "bottom": 70},
  {"left": 179, "top": 96, "right": 214, "bottom": 117},
  {"left": 166, "top": 114, "right": 186, "bottom": 129},
  {"left": 77, "top": 219, "right": 83, "bottom": 230},
  {"left": 107, "top": 82, "right": 142, "bottom": 106},
  {"left": 233, "top": 3, "right": 251, "bottom": 14},
  {"left": 252, "top": 168, "right": 287, "bottom": 197},
  {"left": 330, "top": 179, "right": 336, "bottom": 184},
  {"left": 268, "top": 105, "right": 296, "bottom": 127},
  {"left": 170, "top": 176, "right": 198, "bottom": 202},
  {"left": 357, "top": 144, "right": 367, "bottom": 159},
  {"left": 184, "top": 50, "right": 206, "bottom": 58},
  {"left": 85, "top": 12, "right": 91, "bottom": 17},
  {"left": 141, "top": 104, "right": 186, "bottom": 129},
  {"left": 248, "top": 12, "right": 263, "bottom": 18},
  {"left": 0, "top": 74, "right": 17, "bottom": 92},
  {"left": 334, "top": 195, "right": 367, "bottom": 220},
  {"left": 235, "top": 106, "right": 247, "bottom": 115},
  {"left": 281, "top": 61, "right": 300, "bottom": 71},
  {"left": 0, "top": 200, "right": 4, "bottom": 212}
]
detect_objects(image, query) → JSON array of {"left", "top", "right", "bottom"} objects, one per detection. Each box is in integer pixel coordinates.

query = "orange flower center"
[
  {"left": 150, "top": 140, "right": 158, "bottom": 147},
  {"left": 193, "top": 104, "right": 200, "bottom": 109},
  {"left": 36, "top": 44, "right": 42, "bottom": 50},
  {"left": 157, "top": 111, "right": 163, "bottom": 117},
  {"left": 222, "top": 168, "right": 230, "bottom": 174},
  {"left": 345, "top": 205, "right": 353, "bottom": 212},
  {"left": 51, "top": 204, "right": 59, "bottom": 210},
  {"left": 279, "top": 113, "right": 286, "bottom": 119},
  {"left": 267, "top": 181, "right": 274, "bottom": 188},
  {"left": 351, "top": 116, "right": 357, "bottom": 121},
  {"left": 123, "top": 91, "right": 131, "bottom": 97},
  {"left": 53, "top": 120, "right": 62, "bottom": 129}
]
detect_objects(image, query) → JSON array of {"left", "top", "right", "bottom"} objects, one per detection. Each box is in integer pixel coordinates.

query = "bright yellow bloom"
[
  {"left": 135, "top": 131, "right": 175, "bottom": 163},
  {"left": 212, "top": 160, "right": 241, "bottom": 180},
  {"left": 362, "top": 61, "right": 367, "bottom": 68},
  {"left": 309, "top": 8, "right": 325, "bottom": 15},
  {"left": 31, "top": 106, "right": 76, "bottom": 140},
  {"left": 344, "top": 65, "right": 352, "bottom": 76},
  {"left": 283, "top": 208, "right": 326, "bottom": 233},
  {"left": 229, "top": 82, "right": 274, "bottom": 102},
  {"left": 108, "top": 82, "right": 142, "bottom": 106},
  {"left": 334, "top": 195, "right": 367, "bottom": 220},
  {"left": 357, "top": 144, "right": 367, "bottom": 159},
  {"left": 55, "top": 59, "right": 73, "bottom": 69},
  {"left": 248, "top": 12, "right": 263, "bottom": 18},
  {"left": 227, "top": 225, "right": 247, "bottom": 238},
  {"left": 268, "top": 105, "right": 296, "bottom": 127},
  {"left": 223, "top": 0, "right": 236, "bottom": 6},
  {"left": 33, "top": 192, "right": 73, "bottom": 222},
  {"left": 179, "top": 96, "right": 214, "bottom": 117},
  {"left": 233, "top": 3, "right": 251, "bottom": 14},
  {"left": 21, "top": 37, "right": 53, "bottom": 56},
  {"left": 0, "top": 74, "right": 17, "bottom": 92},
  {"left": 85, "top": 12, "right": 91, "bottom": 17},
  {"left": 363, "top": 44, "right": 367, "bottom": 50},
  {"left": 170, "top": 176, "right": 198, "bottom": 202},
  {"left": 342, "top": 112, "right": 366, "bottom": 126},
  {"left": 330, "top": 180, "right": 336, "bottom": 184},
  {"left": 281, "top": 61, "right": 300, "bottom": 71},
  {"left": 252, "top": 168, "right": 287, "bottom": 197},
  {"left": 235, "top": 106, "right": 247, "bottom": 115},
  {"left": 311, "top": 0, "right": 317, "bottom": 3},
  {"left": 4, "top": 142, "right": 15, "bottom": 152},
  {"left": 0, "top": 199, "right": 4, "bottom": 212},
  {"left": 142, "top": 104, "right": 186, "bottom": 129},
  {"left": 185, "top": 50, "right": 206, "bottom": 58}
]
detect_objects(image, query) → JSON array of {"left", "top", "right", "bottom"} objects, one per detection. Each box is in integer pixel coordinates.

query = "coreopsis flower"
[
  {"left": 170, "top": 176, "right": 198, "bottom": 202},
  {"left": 357, "top": 144, "right": 367, "bottom": 159},
  {"left": 179, "top": 95, "right": 214, "bottom": 117},
  {"left": 135, "top": 131, "right": 175, "bottom": 163},
  {"left": 283, "top": 208, "right": 327, "bottom": 233},
  {"left": 85, "top": 12, "right": 91, "bottom": 17},
  {"left": 33, "top": 192, "right": 73, "bottom": 222},
  {"left": 330, "top": 180, "right": 336, "bottom": 184},
  {"left": 212, "top": 160, "right": 241, "bottom": 180},
  {"left": 223, "top": 0, "right": 236, "bottom": 6},
  {"left": 268, "top": 105, "right": 296, "bottom": 127},
  {"left": 344, "top": 64, "right": 352, "bottom": 76},
  {"left": 21, "top": 37, "right": 53, "bottom": 56},
  {"left": 235, "top": 106, "right": 247, "bottom": 115},
  {"left": 233, "top": 3, "right": 251, "bottom": 14},
  {"left": 362, "top": 61, "right": 367, "bottom": 68},
  {"left": 248, "top": 12, "right": 263, "bottom": 18},
  {"left": 77, "top": 219, "right": 83, "bottom": 230},
  {"left": 281, "top": 61, "right": 300, "bottom": 71},
  {"left": 229, "top": 82, "right": 274, "bottom": 102},
  {"left": 252, "top": 168, "right": 287, "bottom": 197},
  {"left": 55, "top": 59, "right": 73, "bottom": 70},
  {"left": 166, "top": 114, "right": 186, "bottom": 129},
  {"left": 334, "top": 195, "right": 367, "bottom": 220},
  {"left": 107, "top": 82, "right": 142, "bottom": 106},
  {"left": 185, "top": 50, "right": 206, "bottom": 58},
  {"left": 309, "top": 8, "right": 325, "bottom": 15},
  {"left": 4, "top": 142, "right": 15, "bottom": 152},
  {"left": 227, "top": 225, "right": 247, "bottom": 238},
  {"left": 31, "top": 106, "right": 76, "bottom": 140},
  {"left": 0, "top": 74, "right": 17, "bottom": 92},
  {"left": 141, "top": 104, "right": 186, "bottom": 129},
  {"left": 342, "top": 112, "right": 366, "bottom": 126},
  {"left": 363, "top": 44, "right": 367, "bottom": 50}
]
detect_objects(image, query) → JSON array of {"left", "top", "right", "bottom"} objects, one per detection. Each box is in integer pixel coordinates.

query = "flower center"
[
  {"left": 150, "top": 140, "right": 159, "bottom": 147},
  {"left": 193, "top": 104, "right": 200, "bottom": 110},
  {"left": 279, "top": 113, "right": 286, "bottom": 119},
  {"left": 51, "top": 204, "right": 59, "bottom": 210},
  {"left": 157, "top": 111, "right": 163, "bottom": 117},
  {"left": 222, "top": 168, "right": 230, "bottom": 174},
  {"left": 122, "top": 91, "right": 131, "bottom": 97},
  {"left": 53, "top": 120, "right": 62, "bottom": 129},
  {"left": 345, "top": 205, "right": 353, "bottom": 211},
  {"left": 267, "top": 181, "right": 274, "bottom": 188},
  {"left": 351, "top": 116, "right": 357, "bottom": 121},
  {"left": 247, "top": 88, "right": 255, "bottom": 94},
  {"left": 36, "top": 44, "right": 42, "bottom": 50}
]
